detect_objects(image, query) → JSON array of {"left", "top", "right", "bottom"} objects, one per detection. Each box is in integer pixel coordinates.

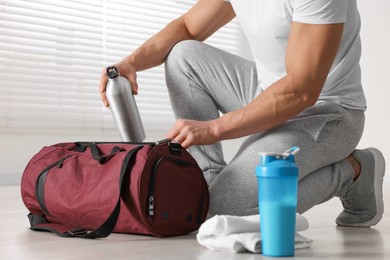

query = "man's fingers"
[
  {"left": 180, "top": 138, "right": 191, "bottom": 149},
  {"left": 166, "top": 127, "right": 180, "bottom": 141},
  {"left": 99, "top": 68, "right": 108, "bottom": 92},
  {"left": 99, "top": 68, "right": 110, "bottom": 107},
  {"left": 100, "top": 92, "right": 109, "bottom": 107},
  {"left": 128, "top": 73, "right": 139, "bottom": 95},
  {"left": 170, "top": 135, "right": 190, "bottom": 149}
]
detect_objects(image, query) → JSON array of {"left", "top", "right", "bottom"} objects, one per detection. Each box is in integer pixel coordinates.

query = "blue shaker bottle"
[{"left": 256, "top": 147, "right": 299, "bottom": 257}]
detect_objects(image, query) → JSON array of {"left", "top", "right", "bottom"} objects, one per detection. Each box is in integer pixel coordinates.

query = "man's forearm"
[
  {"left": 212, "top": 74, "right": 315, "bottom": 141},
  {"left": 121, "top": 0, "right": 235, "bottom": 72},
  {"left": 122, "top": 18, "right": 192, "bottom": 72}
]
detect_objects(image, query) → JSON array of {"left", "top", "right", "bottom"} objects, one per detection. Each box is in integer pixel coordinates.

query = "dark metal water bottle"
[{"left": 105, "top": 66, "right": 146, "bottom": 142}]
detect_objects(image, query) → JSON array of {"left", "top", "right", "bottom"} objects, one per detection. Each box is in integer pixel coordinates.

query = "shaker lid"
[{"left": 258, "top": 146, "right": 300, "bottom": 165}]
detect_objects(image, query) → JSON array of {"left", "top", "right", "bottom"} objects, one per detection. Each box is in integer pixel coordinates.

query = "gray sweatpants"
[{"left": 164, "top": 40, "right": 365, "bottom": 216}]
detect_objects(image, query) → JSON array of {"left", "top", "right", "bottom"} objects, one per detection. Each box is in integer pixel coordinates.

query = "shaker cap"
[
  {"left": 256, "top": 146, "right": 299, "bottom": 177},
  {"left": 258, "top": 146, "right": 300, "bottom": 165}
]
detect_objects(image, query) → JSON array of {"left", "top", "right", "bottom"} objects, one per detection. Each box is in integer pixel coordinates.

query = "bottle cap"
[{"left": 106, "top": 66, "right": 120, "bottom": 79}]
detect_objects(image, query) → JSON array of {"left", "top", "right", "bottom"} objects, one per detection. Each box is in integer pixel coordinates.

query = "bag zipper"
[
  {"left": 196, "top": 188, "right": 206, "bottom": 225},
  {"left": 74, "top": 139, "right": 171, "bottom": 153},
  {"left": 146, "top": 157, "right": 198, "bottom": 217},
  {"left": 74, "top": 139, "right": 169, "bottom": 148}
]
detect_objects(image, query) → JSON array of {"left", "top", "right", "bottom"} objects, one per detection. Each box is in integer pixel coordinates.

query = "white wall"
[
  {"left": 354, "top": 0, "right": 390, "bottom": 181},
  {"left": 1, "top": 0, "right": 389, "bottom": 185}
]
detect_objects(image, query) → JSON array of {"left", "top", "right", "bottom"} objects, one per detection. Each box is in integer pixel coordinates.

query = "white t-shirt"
[{"left": 227, "top": 0, "right": 366, "bottom": 110}]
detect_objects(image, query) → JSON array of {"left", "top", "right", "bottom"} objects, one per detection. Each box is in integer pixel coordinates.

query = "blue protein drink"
[{"left": 256, "top": 147, "right": 299, "bottom": 257}]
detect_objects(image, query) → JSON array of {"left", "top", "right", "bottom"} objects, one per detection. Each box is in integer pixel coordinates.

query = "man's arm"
[
  {"left": 167, "top": 22, "right": 344, "bottom": 148},
  {"left": 100, "top": 0, "right": 235, "bottom": 107}
]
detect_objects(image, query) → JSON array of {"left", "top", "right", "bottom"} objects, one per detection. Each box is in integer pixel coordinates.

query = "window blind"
[{"left": 0, "top": 0, "right": 244, "bottom": 136}]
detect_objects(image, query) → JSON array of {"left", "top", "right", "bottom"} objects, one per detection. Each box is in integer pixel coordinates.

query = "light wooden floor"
[{"left": 1, "top": 184, "right": 389, "bottom": 260}]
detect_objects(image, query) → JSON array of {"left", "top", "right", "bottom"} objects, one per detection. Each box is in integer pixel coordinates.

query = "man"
[{"left": 99, "top": 0, "right": 386, "bottom": 227}]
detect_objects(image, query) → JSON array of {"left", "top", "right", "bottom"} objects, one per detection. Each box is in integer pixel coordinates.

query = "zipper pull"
[
  {"left": 155, "top": 138, "right": 171, "bottom": 146},
  {"left": 57, "top": 155, "right": 71, "bottom": 168},
  {"left": 148, "top": 196, "right": 154, "bottom": 216}
]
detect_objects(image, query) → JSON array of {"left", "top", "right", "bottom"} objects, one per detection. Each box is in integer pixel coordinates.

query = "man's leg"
[
  {"left": 208, "top": 103, "right": 366, "bottom": 216},
  {"left": 164, "top": 40, "right": 384, "bottom": 226},
  {"left": 165, "top": 40, "right": 260, "bottom": 184}
]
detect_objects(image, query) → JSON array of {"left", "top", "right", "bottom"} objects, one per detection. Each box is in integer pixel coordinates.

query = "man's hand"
[
  {"left": 166, "top": 119, "right": 220, "bottom": 149},
  {"left": 99, "top": 57, "right": 139, "bottom": 108}
]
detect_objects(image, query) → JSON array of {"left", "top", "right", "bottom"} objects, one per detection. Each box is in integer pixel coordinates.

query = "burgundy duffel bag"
[{"left": 21, "top": 140, "right": 209, "bottom": 238}]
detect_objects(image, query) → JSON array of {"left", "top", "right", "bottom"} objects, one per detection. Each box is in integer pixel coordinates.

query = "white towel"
[{"left": 196, "top": 214, "right": 313, "bottom": 253}]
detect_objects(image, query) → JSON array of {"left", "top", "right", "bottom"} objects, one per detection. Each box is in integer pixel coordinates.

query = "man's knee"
[
  {"left": 169, "top": 40, "right": 201, "bottom": 57},
  {"left": 165, "top": 40, "right": 201, "bottom": 69}
]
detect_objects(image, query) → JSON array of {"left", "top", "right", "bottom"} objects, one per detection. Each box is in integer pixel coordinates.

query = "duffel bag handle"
[
  {"left": 28, "top": 146, "right": 142, "bottom": 239},
  {"left": 74, "top": 142, "right": 124, "bottom": 164}
]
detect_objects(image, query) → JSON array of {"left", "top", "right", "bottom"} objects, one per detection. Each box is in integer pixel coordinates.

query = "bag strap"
[
  {"left": 28, "top": 145, "right": 142, "bottom": 239},
  {"left": 74, "top": 142, "right": 125, "bottom": 164}
]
